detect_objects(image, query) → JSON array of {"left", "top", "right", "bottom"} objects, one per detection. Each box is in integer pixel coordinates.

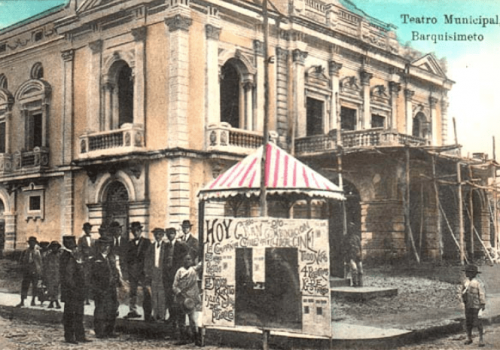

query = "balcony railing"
[
  {"left": 207, "top": 123, "right": 278, "bottom": 155},
  {"left": 295, "top": 129, "right": 428, "bottom": 156},
  {"left": 79, "top": 123, "right": 146, "bottom": 159},
  {"left": 13, "top": 147, "right": 50, "bottom": 171}
]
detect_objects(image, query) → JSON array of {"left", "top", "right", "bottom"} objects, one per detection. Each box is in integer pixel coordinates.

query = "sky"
[{"left": 0, "top": 0, "right": 499, "bottom": 157}]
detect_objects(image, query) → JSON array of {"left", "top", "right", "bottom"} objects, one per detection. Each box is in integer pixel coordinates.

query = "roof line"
[{"left": 0, "top": 1, "right": 69, "bottom": 33}]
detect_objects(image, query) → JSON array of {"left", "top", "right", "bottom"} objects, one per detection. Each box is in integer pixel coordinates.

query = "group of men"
[{"left": 16, "top": 219, "right": 200, "bottom": 345}]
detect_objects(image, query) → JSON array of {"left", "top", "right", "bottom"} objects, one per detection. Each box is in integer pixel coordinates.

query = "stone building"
[{"left": 0, "top": 0, "right": 496, "bottom": 270}]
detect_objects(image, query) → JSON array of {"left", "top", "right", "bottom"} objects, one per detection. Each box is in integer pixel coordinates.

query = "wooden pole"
[
  {"left": 468, "top": 166, "right": 474, "bottom": 259},
  {"left": 439, "top": 201, "right": 468, "bottom": 264},
  {"left": 259, "top": 0, "right": 270, "bottom": 217},
  {"left": 493, "top": 136, "right": 498, "bottom": 252},
  {"left": 432, "top": 155, "right": 443, "bottom": 260},
  {"left": 457, "top": 162, "right": 465, "bottom": 265},
  {"left": 404, "top": 147, "right": 420, "bottom": 263}
]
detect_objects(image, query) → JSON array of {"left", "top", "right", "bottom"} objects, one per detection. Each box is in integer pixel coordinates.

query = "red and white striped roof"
[{"left": 199, "top": 143, "right": 344, "bottom": 200}]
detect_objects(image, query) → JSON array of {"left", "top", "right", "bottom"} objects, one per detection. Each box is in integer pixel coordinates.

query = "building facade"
[{"left": 0, "top": 0, "right": 496, "bottom": 267}]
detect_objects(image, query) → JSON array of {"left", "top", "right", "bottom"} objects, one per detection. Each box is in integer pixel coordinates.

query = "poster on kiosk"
[{"left": 202, "top": 217, "right": 331, "bottom": 338}]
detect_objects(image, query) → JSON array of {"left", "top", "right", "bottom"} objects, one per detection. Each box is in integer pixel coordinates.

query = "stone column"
[
  {"left": 165, "top": 10, "right": 192, "bottom": 148},
  {"left": 404, "top": 89, "right": 415, "bottom": 135},
  {"left": 132, "top": 26, "right": 147, "bottom": 128},
  {"left": 102, "top": 82, "right": 114, "bottom": 130},
  {"left": 360, "top": 69, "right": 373, "bottom": 129},
  {"left": 275, "top": 47, "right": 289, "bottom": 145},
  {"left": 328, "top": 60, "right": 342, "bottom": 132},
  {"left": 206, "top": 24, "right": 221, "bottom": 126},
  {"left": 441, "top": 97, "right": 449, "bottom": 145},
  {"left": 429, "top": 96, "right": 438, "bottom": 145},
  {"left": 388, "top": 82, "right": 400, "bottom": 130},
  {"left": 242, "top": 80, "right": 254, "bottom": 130},
  {"left": 61, "top": 49, "right": 74, "bottom": 164},
  {"left": 87, "top": 40, "right": 102, "bottom": 132},
  {"left": 254, "top": 40, "right": 264, "bottom": 133},
  {"left": 292, "top": 49, "right": 307, "bottom": 138}
]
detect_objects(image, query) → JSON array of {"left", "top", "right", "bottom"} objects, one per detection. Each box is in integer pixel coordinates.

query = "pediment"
[
  {"left": 77, "top": 0, "right": 120, "bottom": 13},
  {"left": 412, "top": 54, "right": 446, "bottom": 78}
]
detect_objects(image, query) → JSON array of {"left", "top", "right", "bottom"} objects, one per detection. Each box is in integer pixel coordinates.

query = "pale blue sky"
[{"left": 1, "top": 0, "right": 499, "bottom": 156}]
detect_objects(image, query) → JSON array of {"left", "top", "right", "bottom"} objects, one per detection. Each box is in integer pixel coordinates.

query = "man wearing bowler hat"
[
  {"left": 462, "top": 264, "right": 486, "bottom": 346},
  {"left": 125, "top": 221, "right": 152, "bottom": 320},
  {"left": 78, "top": 222, "right": 94, "bottom": 305},
  {"left": 16, "top": 236, "right": 42, "bottom": 307},
  {"left": 180, "top": 220, "right": 199, "bottom": 262}
]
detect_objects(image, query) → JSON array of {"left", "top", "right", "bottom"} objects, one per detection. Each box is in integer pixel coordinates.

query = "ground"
[{"left": 2, "top": 255, "right": 497, "bottom": 348}]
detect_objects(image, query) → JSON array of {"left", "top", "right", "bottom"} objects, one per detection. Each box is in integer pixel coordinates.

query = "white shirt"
[{"left": 154, "top": 241, "right": 161, "bottom": 268}]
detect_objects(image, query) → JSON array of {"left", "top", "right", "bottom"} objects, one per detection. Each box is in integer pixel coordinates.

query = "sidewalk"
[{"left": 1, "top": 290, "right": 500, "bottom": 349}]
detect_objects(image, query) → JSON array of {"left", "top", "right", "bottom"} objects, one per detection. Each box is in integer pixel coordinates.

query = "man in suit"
[
  {"left": 91, "top": 236, "right": 120, "bottom": 339},
  {"left": 78, "top": 222, "right": 94, "bottom": 305},
  {"left": 125, "top": 221, "right": 152, "bottom": 320},
  {"left": 60, "top": 235, "right": 89, "bottom": 344},
  {"left": 110, "top": 221, "right": 128, "bottom": 280},
  {"left": 180, "top": 220, "right": 199, "bottom": 262},
  {"left": 144, "top": 228, "right": 167, "bottom": 322},
  {"left": 16, "top": 236, "right": 42, "bottom": 307},
  {"left": 163, "top": 227, "right": 189, "bottom": 333}
]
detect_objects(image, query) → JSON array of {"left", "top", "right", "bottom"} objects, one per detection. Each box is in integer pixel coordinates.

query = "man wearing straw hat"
[
  {"left": 16, "top": 236, "right": 42, "bottom": 307},
  {"left": 462, "top": 264, "right": 486, "bottom": 347},
  {"left": 78, "top": 222, "right": 94, "bottom": 305}
]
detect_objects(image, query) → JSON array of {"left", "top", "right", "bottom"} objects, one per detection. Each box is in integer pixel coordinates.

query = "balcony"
[
  {"left": 79, "top": 123, "right": 146, "bottom": 160},
  {"left": 295, "top": 129, "right": 428, "bottom": 157},
  {"left": 206, "top": 123, "right": 278, "bottom": 155},
  {"left": 12, "top": 147, "right": 50, "bottom": 172}
]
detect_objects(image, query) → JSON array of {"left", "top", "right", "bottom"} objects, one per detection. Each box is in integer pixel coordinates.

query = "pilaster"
[
  {"left": 254, "top": 40, "right": 264, "bottom": 133},
  {"left": 404, "top": 89, "right": 415, "bottom": 135},
  {"left": 275, "top": 47, "right": 289, "bottom": 146},
  {"left": 429, "top": 96, "right": 438, "bottom": 145},
  {"left": 61, "top": 49, "right": 74, "bottom": 165},
  {"left": 360, "top": 69, "right": 373, "bottom": 129},
  {"left": 441, "top": 97, "right": 449, "bottom": 145},
  {"left": 87, "top": 40, "right": 102, "bottom": 132},
  {"left": 328, "top": 60, "right": 342, "bottom": 133},
  {"left": 293, "top": 49, "right": 307, "bottom": 138},
  {"left": 165, "top": 10, "right": 192, "bottom": 148},
  {"left": 62, "top": 171, "right": 74, "bottom": 236},
  {"left": 206, "top": 22, "right": 221, "bottom": 128},
  {"left": 389, "top": 81, "right": 401, "bottom": 130},
  {"left": 132, "top": 26, "right": 147, "bottom": 128}
]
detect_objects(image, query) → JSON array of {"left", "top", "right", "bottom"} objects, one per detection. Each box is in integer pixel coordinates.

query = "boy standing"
[
  {"left": 172, "top": 254, "right": 202, "bottom": 346},
  {"left": 462, "top": 264, "right": 486, "bottom": 347}
]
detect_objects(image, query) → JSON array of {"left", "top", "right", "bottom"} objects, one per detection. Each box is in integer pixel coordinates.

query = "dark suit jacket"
[
  {"left": 163, "top": 239, "right": 189, "bottom": 289},
  {"left": 78, "top": 234, "right": 95, "bottom": 261},
  {"left": 126, "top": 237, "right": 151, "bottom": 282},
  {"left": 59, "top": 249, "right": 85, "bottom": 302},
  {"left": 183, "top": 234, "right": 199, "bottom": 261}
]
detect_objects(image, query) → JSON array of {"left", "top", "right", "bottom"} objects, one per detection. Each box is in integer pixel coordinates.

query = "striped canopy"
[{"left": 199, "top": 143, "right": 344, "bottom": 200}]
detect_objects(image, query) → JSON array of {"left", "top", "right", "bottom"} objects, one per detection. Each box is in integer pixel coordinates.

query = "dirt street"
[
  {"left": 0, "top": 316, "right": 245, "bottom": 350},
  {"left": 397, "top": 322, "right": 500, "bottom": 349}
]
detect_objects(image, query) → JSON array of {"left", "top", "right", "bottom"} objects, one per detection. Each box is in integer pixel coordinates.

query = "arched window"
[
  {"left": 117, "top": 64, "right": 133, "bottom": 127},
  {"left": 30, "top": 62, "right": 44, "bottom": 80},
  {"left": 104, "top": 60, "right": 134, "bottom": 130},
  {"left": 219, "top": 58, "right": 254, "bottom": 130},
  {"left": 0, "top": 88, "right": 13, "bottom": 154},
  {"left": 220, "top": 60, "right": 241, "bottom": 128},
  {"left": 412, "top": 112, "right": 428, "bottom": 139}
]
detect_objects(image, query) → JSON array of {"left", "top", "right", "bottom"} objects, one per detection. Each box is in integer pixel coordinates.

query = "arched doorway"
[
  {"left": 412, "top": 112, "right": 428, "bottom": 139},
  {"left": 329, "top": 180, "right": 361, "bottom": 278},
  {"left": 103, "top": 181, "right": 129, "bottom": 239}
]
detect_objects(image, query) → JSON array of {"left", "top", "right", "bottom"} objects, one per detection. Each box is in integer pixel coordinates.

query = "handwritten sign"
[{"left": 202, "top": 218, "right": 331, "bottom": 337}]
